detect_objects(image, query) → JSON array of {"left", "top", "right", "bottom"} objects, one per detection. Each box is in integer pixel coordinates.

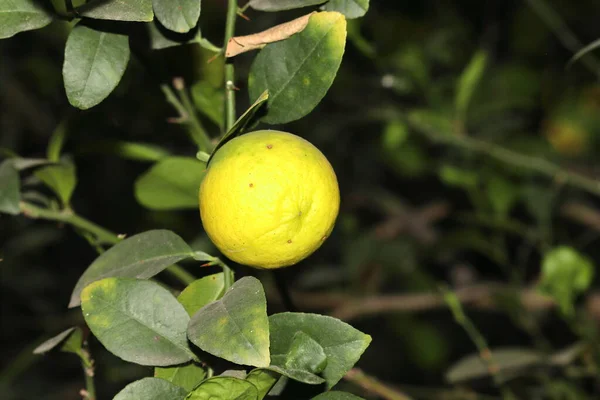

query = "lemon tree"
[
  {"left": 200, "top": 130, "right": 340, "bottom": 269},
  {"left": 1, "top": 0, "right": 371, "bottom": 399}
]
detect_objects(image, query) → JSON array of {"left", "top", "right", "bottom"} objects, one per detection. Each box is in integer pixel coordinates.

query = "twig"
[
  {"left": 406, "top": 114, "right": 600, "bottom": 198},
  {"left": 79, "top": 341, "right": 96, "bottom": 400},
  {"left": 266, "top": 284, "right": 555, "bottom": 322},
  {"left": 441, "top": 287, "right": 516, "bottom": 399},
  {"left": 561, "top": 202, "right": 600, "bottom": 232},
  {"left": 224, "top": 0, "right": 239, "bottom": 131},
  {"left": 162, "top": 80, "right": 212, "bottom": 152},
  {"left": 19, "top": 201, "right": 196, "bottom": 286},
  {"left": 344, "top": 368, "right": 413, "bottom": 400}
]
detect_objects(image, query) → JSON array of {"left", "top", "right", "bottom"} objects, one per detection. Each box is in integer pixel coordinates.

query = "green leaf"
[
  {"left": 153, "top": 0, "right": 200, "bottom": 33},
  {"left": 114, "top": 377, "right": 188, "bottom": 400},
  {"left": 487, "top": 175, "right": 518, "bottom": 217},
  {"left": 34, "top": 161, "right": 76, "bottom": 206},
  {"left": 47, "top": 119, "right": 69, "bottom": 162},
  {"left": 249, "top": 0, "right": 327, "bottom": 11},
  {"left": 438, "top": 165, "right": 478, "bottom": 189},
  {"left": 155, "top": 362, "right": 208, "bottom": 392},
  {"left": 321, "top": 0, "right": 369, "bottom": 19},
  {"left": 248, "top": 11, "right": 347, "bottom": 124},
  {"left": 282, "top": 331, "right": 327, "bottom": 374},
  {"left": 455, "top": 51, "right": 488, "bottom": 120},
  {"left": 63, "top": 24, "right": 130, "bottom": 110},
  {"left": 246, "top": 369, "right": 279, "bottom": 399},
  {"left": 191, "top": 81, "right": 224, "bottom": 129},
  {"left": 207, "top": 90, "right": 269, "bottom": 165},
  {"left": 446, "top": 348, "right": 543, "bottom": 383},
  {"left": 134, "top": 157, "right": 205, "bottom": 210},
  {"left": 81, "top": 277, "right": 195, "bottom": 366},
  {"left": 188, "top": 276, "right": 270, "bottom": 368},
  {"left": 69, "top": 229, "right": 195, "bottom": 307},
  {"left": 0, "top": 0, "right": 53, "bottom": 39},
  {"left": 33, "top": 327, "right": 76, "bottom": 354},
  {"left": 77, "top": 0, "right": 153, "bottom": 22},
  {"left": 312, "top": 392, "right": 365, "bottom": 400},
  {"left": 268, "top": 330, "right": 328, "bottom": 385},
  {"left": 0, "top": 160, "right": 20, "bottom": 215},
  {"left": 538, "top": 246, "right": 594, "bottom": 316},
  {"left": 186, "top": 377, "right": 259, "bottom": 400},
  {"left": 60, "top": 327, "right": 85, "bottom": 357},
  {"left": 177, "top": 273, "right": 225, "bottom": 316},
  {"left": 269, "top": 312, "right": 371, "bottom": 389}
]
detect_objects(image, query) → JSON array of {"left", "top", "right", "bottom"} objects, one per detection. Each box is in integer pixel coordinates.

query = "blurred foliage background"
[{"left": 4, "top": 0, "right": 600, "bottom": 399}]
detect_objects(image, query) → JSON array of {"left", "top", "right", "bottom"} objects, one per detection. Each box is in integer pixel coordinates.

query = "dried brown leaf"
[{"left": 226, "top": 12, "right": 315, "bottom": 57}]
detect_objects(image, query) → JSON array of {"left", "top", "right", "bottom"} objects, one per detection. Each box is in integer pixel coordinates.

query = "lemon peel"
[{"left": 199, "top": 130, "right": 340, "bottom": 269}]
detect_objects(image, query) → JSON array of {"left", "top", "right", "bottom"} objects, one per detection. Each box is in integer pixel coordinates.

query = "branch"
[
  {"left": 19, "top": 202, "right": 196, "bottom": 286},
  {"left": 344, "top": 368, "right": 413, "bottom": 400},
  {"left": 224, "top": 0, "right": 239, "bottom": 131},
  {"left": 267, "top": 284, "right": 556, "bottom": 322},
  {"left": 406, "top": 113, "right": 600, "bottom": 198}
]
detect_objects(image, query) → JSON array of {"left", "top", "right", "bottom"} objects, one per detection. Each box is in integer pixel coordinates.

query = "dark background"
[{"left": 3, "top": 0, "right": 600, "bottom": 398}]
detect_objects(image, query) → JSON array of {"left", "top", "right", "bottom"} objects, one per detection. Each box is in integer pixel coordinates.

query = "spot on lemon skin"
[{"left": 199, "top": 130, "right": 340, "bottom": 269}]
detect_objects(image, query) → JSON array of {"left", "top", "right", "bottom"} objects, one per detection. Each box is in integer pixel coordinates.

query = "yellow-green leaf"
[
  {"left": 81, "top": 278, "right": 195, "bottom": 366},
  {"left": 177, "top": 273, "right": 225, "bottom": 316},
  {"left": 248, "top": 11, "right": 347, "bottom": 124},
  {"left": 154, "top": 362, "right": 207, "bottom": 392},
  {"left": 187, "top": 277, "right": 270, "bottom": 368},
  {"left": 114, "top": 377, "right": 188, "bottom": 399}
]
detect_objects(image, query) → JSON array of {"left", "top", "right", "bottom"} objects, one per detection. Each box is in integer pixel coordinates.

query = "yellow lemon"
[{"left": 199, "top": 130, "right": 340, "bottom": 269}]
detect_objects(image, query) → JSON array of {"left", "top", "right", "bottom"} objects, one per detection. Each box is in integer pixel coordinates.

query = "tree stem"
[
  {"left": 223, "top": 0, "right": 238, "bottom": 131},
  {"left": 20, "top": 202, "right": 196, "bottom": 286}
]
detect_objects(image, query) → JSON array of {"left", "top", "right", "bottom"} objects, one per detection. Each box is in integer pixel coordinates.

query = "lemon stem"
[
  {"left": 19, "top": 201, "right": 196, "bottom": 286},
  {"left": 223, "top": 0, "right": 238, "bottom": 132}
]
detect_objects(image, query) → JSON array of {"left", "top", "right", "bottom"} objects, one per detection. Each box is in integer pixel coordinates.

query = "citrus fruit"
[{"left": 199, "top": 130, "right": 340, "bottom": 269}]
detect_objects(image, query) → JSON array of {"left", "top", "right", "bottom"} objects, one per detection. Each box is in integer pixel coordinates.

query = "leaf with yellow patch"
[
  {"left": 187, "top": 277, "right": 270, "bottom": 368},
  {"left": 82, "top": 278, "right": 195, "bottom": 366},
  {"left": 248, "top": 11, "right": 347, "bottom": 124}
]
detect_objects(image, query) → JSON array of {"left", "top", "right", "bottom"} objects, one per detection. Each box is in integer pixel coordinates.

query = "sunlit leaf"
[
  {"left": 0, "top": 0, "right": 53, "bottom": 39},
  {"left": 82, "top": 278, "right": 195, "bottom": 366},
  {"left": 113, "top": 377, "right": 188, "bottom": 400},
  {"left": 177, "top": 273, "right": 225, "bottom": 316},
  {"left": 134, "top": 157, "right": 205, "bottom": 210},
  {"left": 63, "top": 24, "right": 130, "bottom": 110},
  {"left": 69, "top": 230, "right": 195, "bottom": 307},
  {"left": 188, "top": 277, "right": 270, "bottom": 368},
  {"left": 248, "top": 11, "right": 347, "bottom": 124},
  {"left": 538, "top": 246, "right": 594, "bottom": 316},
  {"left": 246, "top": 369, "right": 279, "bottom": 399},
  {"left": 187, "top": 376, "right": 259, "bottom": 399},
  {"left": 154, "top": 362, "right": 208, "bottom": 392}
]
